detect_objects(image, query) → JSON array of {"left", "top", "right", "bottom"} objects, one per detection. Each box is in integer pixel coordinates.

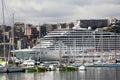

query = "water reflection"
[{"left": 0, "top": 67, "right": 120, "bottom": 80}]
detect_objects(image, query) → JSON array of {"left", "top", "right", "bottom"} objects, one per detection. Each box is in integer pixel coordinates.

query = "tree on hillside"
[{"left": 110, "top": 26, "right": 120, "bottom": 33}]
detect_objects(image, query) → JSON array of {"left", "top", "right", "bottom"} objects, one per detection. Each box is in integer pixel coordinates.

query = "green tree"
[{"left": 110, "top": 26, "right": 120, "bottom": 33}]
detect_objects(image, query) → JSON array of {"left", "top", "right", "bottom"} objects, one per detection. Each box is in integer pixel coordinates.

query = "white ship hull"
[{"left": 12, "top": 48, "right": 120, "bottom": 62}]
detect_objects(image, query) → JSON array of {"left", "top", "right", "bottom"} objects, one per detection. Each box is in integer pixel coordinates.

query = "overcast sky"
[{"left": 0, "top": 0, "right": 120, "bottom": 25}]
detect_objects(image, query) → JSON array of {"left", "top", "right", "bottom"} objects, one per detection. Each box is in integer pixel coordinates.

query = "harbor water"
[{"left": 0, "top": 67, "right": 120, "bottom": 80}]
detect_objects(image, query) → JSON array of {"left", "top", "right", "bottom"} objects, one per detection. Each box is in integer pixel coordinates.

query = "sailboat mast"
[
  {"left": 39, "top": 25, "right": 41, "bottom": 62},
  {"left": 12, "top": 13, "right": 15, "bottom": 58},
  {"left": 1, "top": 0, "right": 6, "bottom": 59}
]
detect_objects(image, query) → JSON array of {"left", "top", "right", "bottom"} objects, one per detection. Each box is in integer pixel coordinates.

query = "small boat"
[
  {"left": 0, "top": 60, "right": 8, "bottom": 73},
  {"left": 0, "top": 67, "right": 7, "bottom": 73},
  {"left": 7, "top": 67, "right": 24, "bottom": 73},
  {"left": 47, "top": 65, "right": 54, "bottom": 71},
  {"left": 56, "top": 67, "right": 59, "bottom": 71},
  {"left": 65, "top": 65, "right": 76, "bottom": 71},
  {"left": 0, "top": 59, "right": 24, "bottom": 73},
  {"left": 78, "top": 65, "right": 86, "bottom": 70},
  {"left": 21, "top": 58, "right": 35, "bottom": 72},
  {"left": 21, "top": 59, "right": 35, "bottom": 68},
  {"left": 0, "top": 60, "right": 8, "bottom": 67}
]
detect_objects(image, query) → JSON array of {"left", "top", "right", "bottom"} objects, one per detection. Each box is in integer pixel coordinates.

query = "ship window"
[
  {"left": 65, "top": 52, "right": 68, "bottom": 54},
  {"left": 62, "top": 56, "right": 69, "bottom": 58}
]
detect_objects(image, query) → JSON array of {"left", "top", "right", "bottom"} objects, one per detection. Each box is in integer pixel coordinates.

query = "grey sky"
[{"left": 0, "top": 0, "right": 120, "bottom": 25}]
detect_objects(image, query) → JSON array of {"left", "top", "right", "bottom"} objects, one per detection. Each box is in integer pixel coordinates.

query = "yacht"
[
  {"left": 21, "top": 58, "right": 35, "bottom": 68},
  {"left": 11, "top": 21, "right": 120, "bottom": 62}
]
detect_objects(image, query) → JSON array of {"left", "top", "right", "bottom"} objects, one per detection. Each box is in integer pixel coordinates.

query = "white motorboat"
[
  {"left": 21, "top": 58, "right": 35, "bottom": 68},
  {"left": 78, "top": 65, "right": 86, "bottom": 70}
]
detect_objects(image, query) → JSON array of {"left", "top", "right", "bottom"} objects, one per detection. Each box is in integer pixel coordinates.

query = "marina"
[
  {"left": 1, "top": 57, "right": 120, "bottom": 73},
  {"left": 1, "top": 21, "right": 120, "bottom": 73},
  {"left": 1, "top": 0, "right": 120, "bottom": 80},
  {"left": 0, "top": 67, "right": 120, "bottom": 80},
  {"left": 9, "top": 22, "right": 120, "bottom": 70}
]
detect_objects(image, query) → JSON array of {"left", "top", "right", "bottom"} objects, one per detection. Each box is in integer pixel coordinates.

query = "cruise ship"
[{"left": 12, "top": 22, "right": 120, "bottom": 62}]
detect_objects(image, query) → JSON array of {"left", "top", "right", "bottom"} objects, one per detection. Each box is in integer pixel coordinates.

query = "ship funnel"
[
  {"left": 73, "top": 20, "right": 87, "bottom": 30},
  {"left": 73, "top": 20, "right": 80, "bottom": 29},
  {"left": 76, "top": 21, "right": 80, "bottom": 26}
]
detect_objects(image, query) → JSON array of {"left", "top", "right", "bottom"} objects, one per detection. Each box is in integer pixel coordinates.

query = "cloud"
[{"left": 0, "top": 0, "right": 120, "bottom": 25}]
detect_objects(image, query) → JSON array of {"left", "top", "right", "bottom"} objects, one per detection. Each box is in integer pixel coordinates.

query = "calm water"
[{"left": 0, "top": 67, "right": 120, "bottom": 80}]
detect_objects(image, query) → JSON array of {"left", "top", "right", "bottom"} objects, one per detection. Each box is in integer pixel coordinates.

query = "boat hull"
[
  {"left": 0, "top": 67, "right": 7, "bottom": 73},
  {"left": 7, "top": 67, "right": 24, "bottom": 73}
]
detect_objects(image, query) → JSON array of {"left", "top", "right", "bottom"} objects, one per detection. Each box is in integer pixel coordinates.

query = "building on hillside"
[{"left": 78, "top": 19, "right": 108, "bottom": 29}]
